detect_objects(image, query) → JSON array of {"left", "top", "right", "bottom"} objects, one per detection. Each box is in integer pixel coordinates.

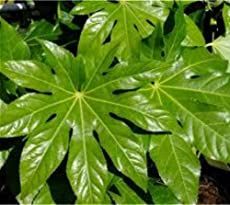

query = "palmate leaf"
[
  {"left": 0, "top": 40, "right": 173, "bottom": 203},
  {"left": 141, "top": 48, "right": 230, "bottom": 162},
  {"left": 139, "top": 47, "right": 230, "bottom": 204},
  {"left": 71, "top": 0, "right": 169, "bottom": 60}
]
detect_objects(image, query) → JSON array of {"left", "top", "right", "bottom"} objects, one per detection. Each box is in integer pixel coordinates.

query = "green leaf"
[
  {"left": 150, "top": 135, "right": 200, "bottom": 204},
  {"left": 223, "top": 4, "right": 230, "bottom": 34},
  {"left": 141, "top": 22, "right": 164, "bottom": 60},
  {"left": 58, "top": 2, "right": 79, "bottom": 30},
  {"left": 74, "top": 55, "right": 86, "bottom": 91},
  {"left": 33, "top": 184, "right": 55, "bottom": 205},
  {"left": 0, "top": 18, "right": 30, "bottom": 61},
  {"left": 0, "top": 41, "right": 174, "bottom": 203},
  {"left": 0, "top": 99, "right": 7, "bottom": 111},
  {"left": 148, "top": 179, "right": 180, "bottom": 204},
  {"left": 24, "top": 20, "right": 62, "bottom": 44},
  {"left": 72, "top": 0, "right": 169, "bottom": 60},
  {"left": 164, "top": 8, "right": 186, "bottom": 61},
  {"left": 182, "top": 15, "right": 205, "bottom": 47},
  {"left": 0, "top": 150, "right": 9, "bottom": 169},
  {"left": 208, "top": 35, "right": 230, "bottom": 72},
  {"left": 109, "top": 178, "right": 146, "bottom": 204},
  {"left": 17, "top": 188, "right": 40, "bottom": 205},
  {"left": 140, "top": 47, "right": 230, "bottom": 163}
]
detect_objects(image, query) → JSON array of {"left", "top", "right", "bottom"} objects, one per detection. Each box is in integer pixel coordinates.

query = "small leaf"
[
  {"left": 58, "top": 2, "right": 79, "bottom": 30},
  {"left": 182, "top": 15, "right": 205, "bottom": 47},
  {"left": 0, "top": 17, "right": 30, "bottom": 61},
  {"left": 24, "top": 20, "right": 62, "bottom": 44}
]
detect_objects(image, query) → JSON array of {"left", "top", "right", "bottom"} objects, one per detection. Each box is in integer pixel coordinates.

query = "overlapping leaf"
[
  {"left": 71, "top": 0, "right": 169, "bottom": 59},
  {"left": 140, "top": 48, "right": 230, "bottom": 163},
  {"left": 0, "top": 40, "right": 173, "bottom": 203}
]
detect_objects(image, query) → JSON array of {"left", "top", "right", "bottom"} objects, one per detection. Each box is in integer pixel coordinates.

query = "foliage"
[{"left": 0, "top": 1, "right": 230, "bottom": 204}]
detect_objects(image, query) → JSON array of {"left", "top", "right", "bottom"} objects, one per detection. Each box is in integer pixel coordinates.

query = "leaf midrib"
[
  {"left": 162, "top": 85, "right": 230, "bottom": 98},
  {"left": 79, "top": 99, "right": 93, "bottom": 202},
  {"left": 168, "top": 136, "right": 190, "bottom": 203}
]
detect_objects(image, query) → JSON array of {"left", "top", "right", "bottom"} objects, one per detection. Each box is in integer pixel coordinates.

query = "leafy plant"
[{"left": 0, "top": 1, "right": 230, "bottom": 204}]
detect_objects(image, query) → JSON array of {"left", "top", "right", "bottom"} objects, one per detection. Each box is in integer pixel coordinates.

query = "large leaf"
[
  {"left": 140, "top": 48, "right": 230, "bottom": 163},
  {"left": 71, "top": 0, "right": 169, "bottom": 60},
  {"left": 0, "top": 40, "right": 173, "bottom": 203},
  {"left": 150, "top": 135, "right": 200, "bottom": 204},
  {"left": 0, "top": 18, "right": 30, "bottom": 61}
]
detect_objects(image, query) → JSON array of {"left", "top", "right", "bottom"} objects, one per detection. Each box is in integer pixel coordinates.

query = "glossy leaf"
[
  {"left": 150, "top": 135, "right": 200, "bottom": 204},
  {"left": 140, "top": 48, "right": 230, "bottom": 163},
  {"left": 72, "top": 0, "right": 169, "bottom": 59},
  {"left": 0, "top": 40, "right": 173, "bottom": 203}
]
